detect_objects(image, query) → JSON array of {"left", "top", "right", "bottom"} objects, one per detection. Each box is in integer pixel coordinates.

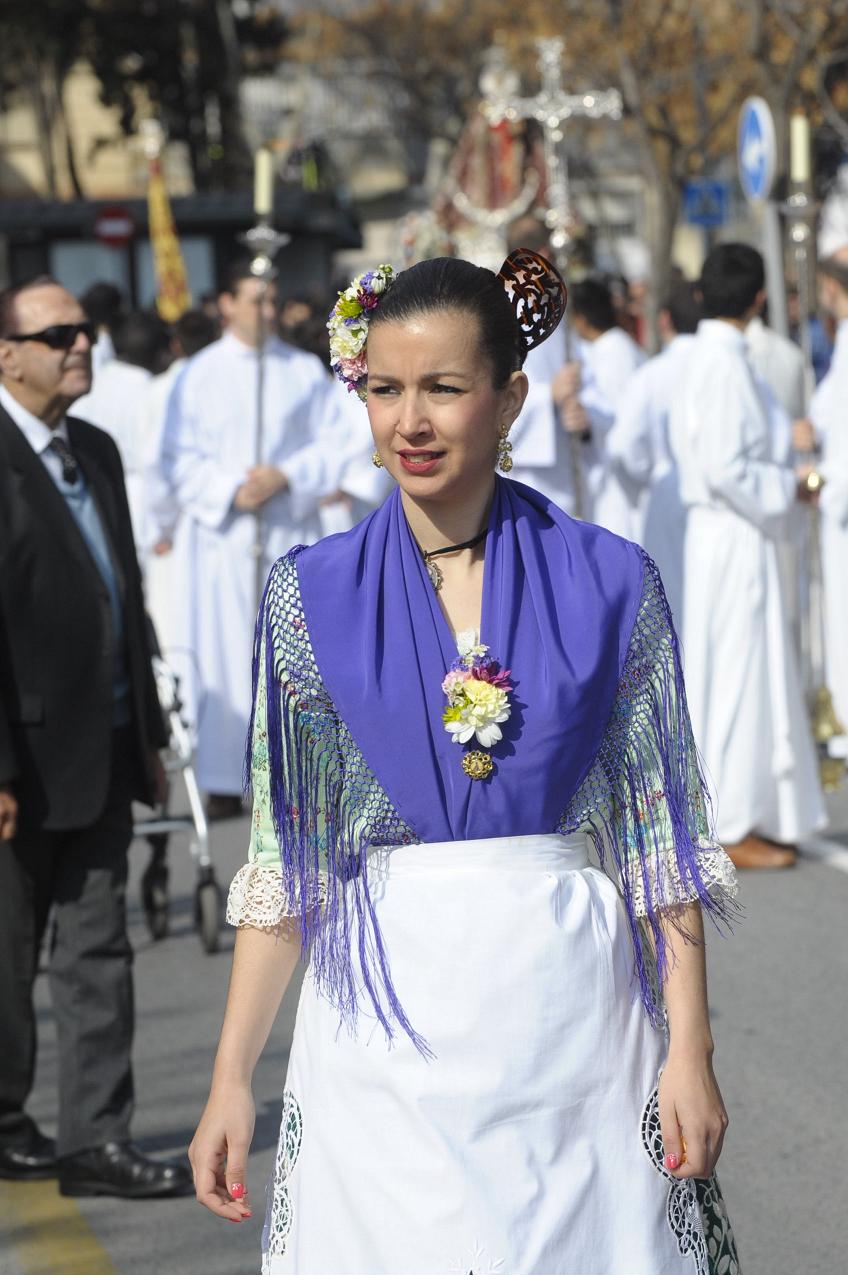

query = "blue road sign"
[
  {"left": 682, "top": 179, "right": 729, "bottom": 228},
  {"left": 738, "top": 97, "right": 777, "bottom": 203}
]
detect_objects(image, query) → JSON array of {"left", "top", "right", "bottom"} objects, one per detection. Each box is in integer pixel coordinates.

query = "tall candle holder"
[{"left": 238, "top": 208, "right": 290, "bottom": 612}]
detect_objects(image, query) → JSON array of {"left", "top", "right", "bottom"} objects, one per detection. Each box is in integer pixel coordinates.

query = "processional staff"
[
  {"left": 480, "top": 37, "right": 623, "bottom": 520},
  {"left": 782, "top": 111, "right": 846, "bottom": 790},
  {"left": 240, "top": 147, "right": 290, "bottom": 613}
]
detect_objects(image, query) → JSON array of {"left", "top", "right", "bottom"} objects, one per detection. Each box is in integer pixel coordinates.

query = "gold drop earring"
[
  {"left": 497, "top": 424, "right": 513, "bottom": 473},
  {"left": 372, "top": 450, "right": 384, "bottom": 468}
]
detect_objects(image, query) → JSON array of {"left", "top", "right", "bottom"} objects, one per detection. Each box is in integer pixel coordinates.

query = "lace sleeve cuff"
[
  {"left": 631, "top": 844, "right": 739, "bottom": 919},
  {"left": 226, "top": 862, "right": 327, "bottom": 930}
]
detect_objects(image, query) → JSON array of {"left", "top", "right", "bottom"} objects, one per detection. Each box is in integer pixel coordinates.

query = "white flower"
[
  {"left": 443, "top": 679, "right": 510, "bottom": 748},
  {"left": 456, "top": 630, "right": 487, "bottom": 661},
  {"left": 330, "top": 324, "right": 367, "bottom": 360},
  {"left": 369, "top": 266, "right": 392, "bottom": 294}
]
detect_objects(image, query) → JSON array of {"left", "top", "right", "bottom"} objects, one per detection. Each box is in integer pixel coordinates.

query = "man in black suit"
[{"left": 0, "top": 278, "right": 191, "bottom": 1197}]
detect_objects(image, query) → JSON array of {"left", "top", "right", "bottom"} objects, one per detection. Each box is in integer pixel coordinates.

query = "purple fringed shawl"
[{"left": 247, "top": 478, "right": 736, "bottom": 1049}]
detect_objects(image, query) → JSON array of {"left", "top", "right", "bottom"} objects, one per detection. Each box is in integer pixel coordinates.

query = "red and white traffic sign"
[{"left": 94, "top": 206, "right": 136, "bottom": 248}]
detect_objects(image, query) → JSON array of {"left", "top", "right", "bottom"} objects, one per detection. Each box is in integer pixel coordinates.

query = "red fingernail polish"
[
  {"left": 665, "top": 1153, "right": 680, "bottom": 1171},
  {"left": 230, "top": 1183, "right": 245, "bottom": 1199}
]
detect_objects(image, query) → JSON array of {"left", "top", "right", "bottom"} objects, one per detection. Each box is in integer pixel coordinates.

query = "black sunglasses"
[{"left": 6, "top": 322, "right": 98, "bottom": 350}]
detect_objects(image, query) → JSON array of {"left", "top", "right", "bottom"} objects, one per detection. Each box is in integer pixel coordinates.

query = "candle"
[
  {"left": 789, "top": 112, "right": 811, "bottom": 186},
  {"left": 254, "top": 147, "right": 274, "bottom": 217}
]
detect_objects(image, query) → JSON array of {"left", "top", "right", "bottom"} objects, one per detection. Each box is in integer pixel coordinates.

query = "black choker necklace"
[{"left": 419, "top": 528, "right": 488, "bottom": 592}]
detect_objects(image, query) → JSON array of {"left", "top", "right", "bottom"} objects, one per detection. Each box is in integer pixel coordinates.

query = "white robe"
[
  {"left": 746, "top": 314, "right": 809, "bottom": 647},
  {"left": 73, "top": 360, "right": 154, "bottom": 550},
  {"left": 745, "top": 315, "right": 807, "bottom": 420},
  {"left": 669, "top": 319, "right": 824, "bottom": 844},
  {"left": 509, "top": 327, "right": 583, "bottom": 515},
  {"left": 318, "top": 379, "right": 394, "bottom": 538},
  {"left": 810, "top": 318, "right": 848, "bottom": 739},
  {"left": 161, "top": 332, "right": 342, "bottom": 793},
  {"left": 606, "top": 334, "right": 694, "bottom": 622},
  {"left": 137, "top": 360, "right": 200, "bottom": 727},
  {"left": 579, "top": 327, "right": 646, "bottom": 538}
]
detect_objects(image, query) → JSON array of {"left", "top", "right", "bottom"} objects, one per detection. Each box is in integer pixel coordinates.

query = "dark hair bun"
[{"left": 497, "top": 249, "right": 567, "bottom": 352}]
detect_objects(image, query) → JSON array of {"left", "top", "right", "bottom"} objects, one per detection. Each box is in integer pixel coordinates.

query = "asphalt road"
[{"left": 2, "top": 788, "right": 847, "bottom": 1275}]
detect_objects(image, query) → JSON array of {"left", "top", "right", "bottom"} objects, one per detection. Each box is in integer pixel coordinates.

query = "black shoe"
[
  {"left": 0, "top": 1124, "right": 57, "bottom": 1181},
  {"left": 141, "top": 857, "right": 170, "bottom": 940},
  {"left": 58, "top": 1141, "right": 194, "bottom": 1199},
  {"left": 205, "top": 793, "right": 244, "bottom": 822}
]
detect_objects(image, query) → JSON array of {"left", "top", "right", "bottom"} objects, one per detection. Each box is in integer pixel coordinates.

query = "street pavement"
[{"left": 2, "top": 787, "right": 847, "bottom": 1275}]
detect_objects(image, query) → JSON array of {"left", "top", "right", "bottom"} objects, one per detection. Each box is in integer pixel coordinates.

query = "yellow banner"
[{"left": 147, "top": 159, "right": 191, "bottom": 322}]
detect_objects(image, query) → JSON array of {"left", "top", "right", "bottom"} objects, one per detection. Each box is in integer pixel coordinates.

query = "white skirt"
[{"left": 261, "top": 834, "right": 739, "bottom": 1275}]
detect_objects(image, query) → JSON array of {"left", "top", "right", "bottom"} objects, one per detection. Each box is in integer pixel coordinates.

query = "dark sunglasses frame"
[{"left": 5, "top": 322, "right": 98, "bottom": 350}]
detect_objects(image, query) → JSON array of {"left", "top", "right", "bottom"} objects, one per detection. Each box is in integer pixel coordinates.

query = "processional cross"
[{"left": 480, "top": 38, "right": 623, "bottom": 518}]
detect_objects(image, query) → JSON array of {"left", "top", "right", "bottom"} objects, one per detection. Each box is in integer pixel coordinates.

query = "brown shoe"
[{"left": 725, "top": 835, "right": 797, "bottom": 870}]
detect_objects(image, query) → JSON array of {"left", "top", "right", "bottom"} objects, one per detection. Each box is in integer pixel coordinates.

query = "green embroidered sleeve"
[{"left": 225, "top": 621, "right": 329, "bottom": 929}]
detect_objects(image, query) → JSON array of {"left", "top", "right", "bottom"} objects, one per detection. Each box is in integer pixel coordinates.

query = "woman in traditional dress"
[{"left": 189, "top": 251, "right": 741, "bottom": 1274}]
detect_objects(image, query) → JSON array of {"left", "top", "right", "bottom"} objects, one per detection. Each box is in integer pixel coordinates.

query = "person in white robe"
[
  {"left": 160, "top": 266, "right": 343, "bottom": 812},
  {"left": 508, "top": 326, "right": 585, "bottom": 514},
  {"left": 140, "top": 309, "right": 220, "bottom": 729},
  {"left": 559, "top": 278, "right": 646, "bottom": 536},
  {"left": 317, "top": 379, "right": 394, "bottom": 537},
  {"left": 606, "top": 281, "right": 701, "bottom": 622},
  {"left": 746, "top": 307, "right": 806, "bottom": 420},
  {"left": 668, "top": 243, "right": 825, "bottom": 869},
  {"left": 80, "top": 281, "right": 124, "bottom": 378},
  {"left": 280, "top": 309, "right": 394, "bottom": 536},
  {"left": 803, "top": 250, "right": 848, "bottom": 749},
  {"left": 746, "top": 299, "right": 810, "bottom": 646},
  {"left": 73, "top": 310, "right": 172, "bottom": 549}
]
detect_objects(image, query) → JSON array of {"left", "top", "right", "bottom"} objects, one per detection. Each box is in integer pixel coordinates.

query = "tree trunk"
[
  {"left": 54, "top": 71, "right": 84, "bottom": 199},
  {"left": 29, "top": 56, "right": 57, "bottom": 197},
  {"left": 634, "top": 133, "right": 678, "bottom": 353}
]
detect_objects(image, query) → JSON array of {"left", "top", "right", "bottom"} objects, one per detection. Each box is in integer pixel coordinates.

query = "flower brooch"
[{"left": 442, "top": 632, "right": 513, "bottom": 780}]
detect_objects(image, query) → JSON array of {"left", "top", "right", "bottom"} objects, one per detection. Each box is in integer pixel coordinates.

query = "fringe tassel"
[
  {"left": 584, "top": 558, "right": 741, "bottom": 1027},
  {"left": 244, "top": 562, "right": 433, "bottom": 1058}
]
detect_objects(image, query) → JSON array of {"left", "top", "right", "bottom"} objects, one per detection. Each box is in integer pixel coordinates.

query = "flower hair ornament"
[
  {"left": 497, "top": 248, "right": 568, "bottom": 352},
  {"left": 327, "top": 265, "right": 396, "bottom": 401}
]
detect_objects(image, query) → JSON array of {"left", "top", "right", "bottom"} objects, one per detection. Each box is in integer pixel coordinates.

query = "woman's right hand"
[{"left": 189, "top": 1081, "right": 256, "bottom": 1222}]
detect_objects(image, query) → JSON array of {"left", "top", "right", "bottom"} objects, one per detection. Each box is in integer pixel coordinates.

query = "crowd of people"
[
  {"left": 63, "top": 231, "right": 848, "bottom": 866},
  {"left": 0, "top": 216, "right": 845, "bottom": 1208}
]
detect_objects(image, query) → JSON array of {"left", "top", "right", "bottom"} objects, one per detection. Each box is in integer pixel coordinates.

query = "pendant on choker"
[
  {"left": 424, "top": 556, "right": 444, "bottom": 591},
  {"left": 418, "top": 526, "right": 488, "bottom": 594}
]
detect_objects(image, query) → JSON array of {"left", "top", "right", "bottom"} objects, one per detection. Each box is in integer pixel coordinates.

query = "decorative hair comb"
[{"left": 497, "top": 249, "right": 568, "bottom": 351}]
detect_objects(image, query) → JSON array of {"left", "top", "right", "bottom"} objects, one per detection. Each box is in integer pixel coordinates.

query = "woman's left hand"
[{"left": 657, "top": 1048, "right": 729, "bottom": 1180}]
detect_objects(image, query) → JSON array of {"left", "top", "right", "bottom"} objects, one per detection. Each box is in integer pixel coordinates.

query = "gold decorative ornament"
[
  {"left": 810, "top": 685, "right": 847, "bottom": 792},
  {"left": 462, "top": 750, "right": 494, "bottom": 780},
  {"left": 497, "top": 424, "right": 514, "bottom": 473},
  {"left": 372, "top": 450, "right": 384, "bottom": 468}
]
